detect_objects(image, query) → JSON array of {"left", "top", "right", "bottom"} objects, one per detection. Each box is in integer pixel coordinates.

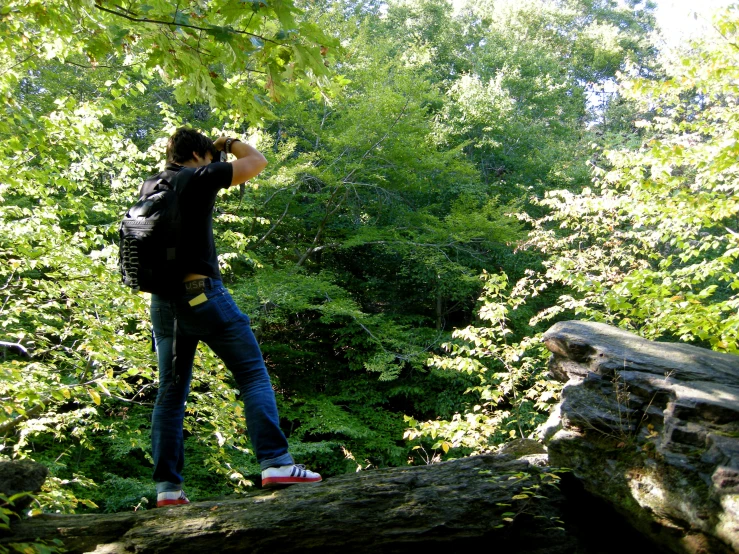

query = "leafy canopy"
[
  {"left": 0, "top": 0, "right": 336, "bottom": 119},
  {"left": 519, "top": 6, "right": 739, "bottom": 351}
]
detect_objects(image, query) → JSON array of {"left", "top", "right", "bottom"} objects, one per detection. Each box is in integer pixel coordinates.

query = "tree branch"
[
  {"left": 0, "top": 53, "right": 37, "bottom": 78},
  {"left": 293, "top": 101, "right": 411, "bottom": 268},
  {"left": 64, "top": 59, "right": 141, "bottom": 70},
  {"left": 0, "top": 403, "right": 44, "bottom": 436},
  {"left": 0, "top": 271, "right": 16, "bottom": 291},
  {"left": 253, "top": 192, "right": 295, "bottom": 248},
  {"left": 343, "top": 99, "right": 410, "bottom": 183},
  {"left": 93, "top": 4, "right": 281, "bottom": 45},
  {"left": 0, "top": 341, "right": 31, "bottom": 358},
  {"left": 295, "top": 186, "right": 349, "bottom": 267}
]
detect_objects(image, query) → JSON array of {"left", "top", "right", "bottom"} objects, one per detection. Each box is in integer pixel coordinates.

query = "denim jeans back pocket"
[{"left": 182, "top": 290, "right": 223, "bottom": 329}]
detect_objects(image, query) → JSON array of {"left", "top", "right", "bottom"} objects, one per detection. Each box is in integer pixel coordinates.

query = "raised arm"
[{"left": 214, "top": 136, "right": 268, "bottom": 186}]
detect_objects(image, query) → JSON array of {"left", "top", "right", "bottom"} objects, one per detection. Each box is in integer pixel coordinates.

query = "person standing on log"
[{"left": 149, "top": 127, "right": 321, "bottom": 507}]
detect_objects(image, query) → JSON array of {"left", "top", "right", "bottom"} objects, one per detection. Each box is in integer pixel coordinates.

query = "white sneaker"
[{"left": 261, "top": 464, "right": 322, "bottom": 488}]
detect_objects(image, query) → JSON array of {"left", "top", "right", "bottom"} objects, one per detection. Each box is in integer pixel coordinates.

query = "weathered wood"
[
  {"left": 542, "top": 321, "right": 739, "bottom": 554},
  {"left": 3, "top": 455, "right": 573, "bottom": 554}
]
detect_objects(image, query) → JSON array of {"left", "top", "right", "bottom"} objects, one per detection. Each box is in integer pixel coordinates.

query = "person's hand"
[{"left": 213, "top": 136, "right": 228, "bottom": 151}]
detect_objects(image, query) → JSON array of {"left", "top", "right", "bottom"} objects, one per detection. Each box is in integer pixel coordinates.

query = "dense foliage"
[
  {"left": 521, "top": 17, "right": 739, "bottom": 350},
  {"left": 404, "top": 3, "right": 739, "bottom": 455},
  {"left": 3, "top": 0, "right": 735, "bottom": 519}
]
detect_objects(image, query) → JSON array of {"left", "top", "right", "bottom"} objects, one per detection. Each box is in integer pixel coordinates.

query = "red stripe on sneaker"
[
  {"left": 262, "top": 476, "right": 322, "bottom": 486},
  {"left": 157, "top": 498, "right": 190, "bottom": 507}
]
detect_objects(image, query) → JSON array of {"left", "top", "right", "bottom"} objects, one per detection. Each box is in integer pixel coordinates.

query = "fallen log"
[{"left": 3, "top": 455, "right": 571, "bottom": 554}]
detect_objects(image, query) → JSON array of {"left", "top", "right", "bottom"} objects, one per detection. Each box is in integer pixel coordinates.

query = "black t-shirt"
[{"left": 166, "top": 161, "right": 233, "bottom": 280}]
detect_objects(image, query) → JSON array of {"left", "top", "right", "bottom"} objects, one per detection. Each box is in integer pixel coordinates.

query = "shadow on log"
[{"left": 0, "top": 461, "right": 48, "bottom": 513}]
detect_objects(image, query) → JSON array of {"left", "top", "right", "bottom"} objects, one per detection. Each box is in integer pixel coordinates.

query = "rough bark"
[
  {"left": 542, "top": 320, "right": 739, "bottom": 554},
  {"left": 3, "top": 455, "right": 573, "bottom": 554}
]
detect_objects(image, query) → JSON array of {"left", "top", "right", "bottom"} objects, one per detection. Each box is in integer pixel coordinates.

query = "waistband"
[{"left": 181, "top": 277, "right": 222, "bottom": 295}]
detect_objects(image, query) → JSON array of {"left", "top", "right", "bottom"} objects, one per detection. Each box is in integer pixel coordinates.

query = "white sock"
[{"left": 157, "top": 490, "right": 183, "bottom": 500}]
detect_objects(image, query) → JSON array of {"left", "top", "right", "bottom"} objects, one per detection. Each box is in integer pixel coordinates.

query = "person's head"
[{"left": 166, "top": 127, "right": 218, "bottom": 166}]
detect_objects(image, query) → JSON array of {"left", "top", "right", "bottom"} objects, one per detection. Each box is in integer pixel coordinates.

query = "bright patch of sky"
[
  {"left": 653, "top": 0, "right": 734, "bottom": 48},
  {"left": 448, "top": 0, "right": 735, "bottom": 45}
]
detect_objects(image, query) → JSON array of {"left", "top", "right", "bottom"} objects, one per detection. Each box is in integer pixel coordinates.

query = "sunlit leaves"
[
  {"left": 0, "top": 82, "right": 163, "bottom": 511},
  {"left": 0, "top": 0, "right": 337, "bottom": 120},
  {"left": 516, "top": 7, "right": 739, "bottom": 351},
  {"left": 405, "top": 272, "right": 561, "bottom": 454}
]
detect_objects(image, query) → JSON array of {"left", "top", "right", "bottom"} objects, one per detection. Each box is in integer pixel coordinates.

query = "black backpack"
[{"left": 118, "top": 167, "right": 194, "bottom": 296}]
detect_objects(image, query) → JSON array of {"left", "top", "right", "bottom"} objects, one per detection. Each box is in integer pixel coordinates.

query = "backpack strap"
[{"left": 138, "top": 166, "right": 196, "bottom": 200}]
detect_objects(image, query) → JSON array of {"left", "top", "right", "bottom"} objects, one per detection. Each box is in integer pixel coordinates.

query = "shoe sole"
[{"left": 262, "top": 477, "right": 322, "bottom": 488}]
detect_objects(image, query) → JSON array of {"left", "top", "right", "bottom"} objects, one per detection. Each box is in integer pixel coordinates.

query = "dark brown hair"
[{"left": 166, "top": 127, "right": 218, "bottom": 164}]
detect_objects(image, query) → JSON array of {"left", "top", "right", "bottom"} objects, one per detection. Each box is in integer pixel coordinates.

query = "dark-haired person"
[{"left": 149, "top": 127, "right": 320, "bottom": 507}]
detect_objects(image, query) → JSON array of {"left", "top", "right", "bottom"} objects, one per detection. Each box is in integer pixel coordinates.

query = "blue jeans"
[{"left": 150, "top": 279, "right": 293, "bottom": 493}]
